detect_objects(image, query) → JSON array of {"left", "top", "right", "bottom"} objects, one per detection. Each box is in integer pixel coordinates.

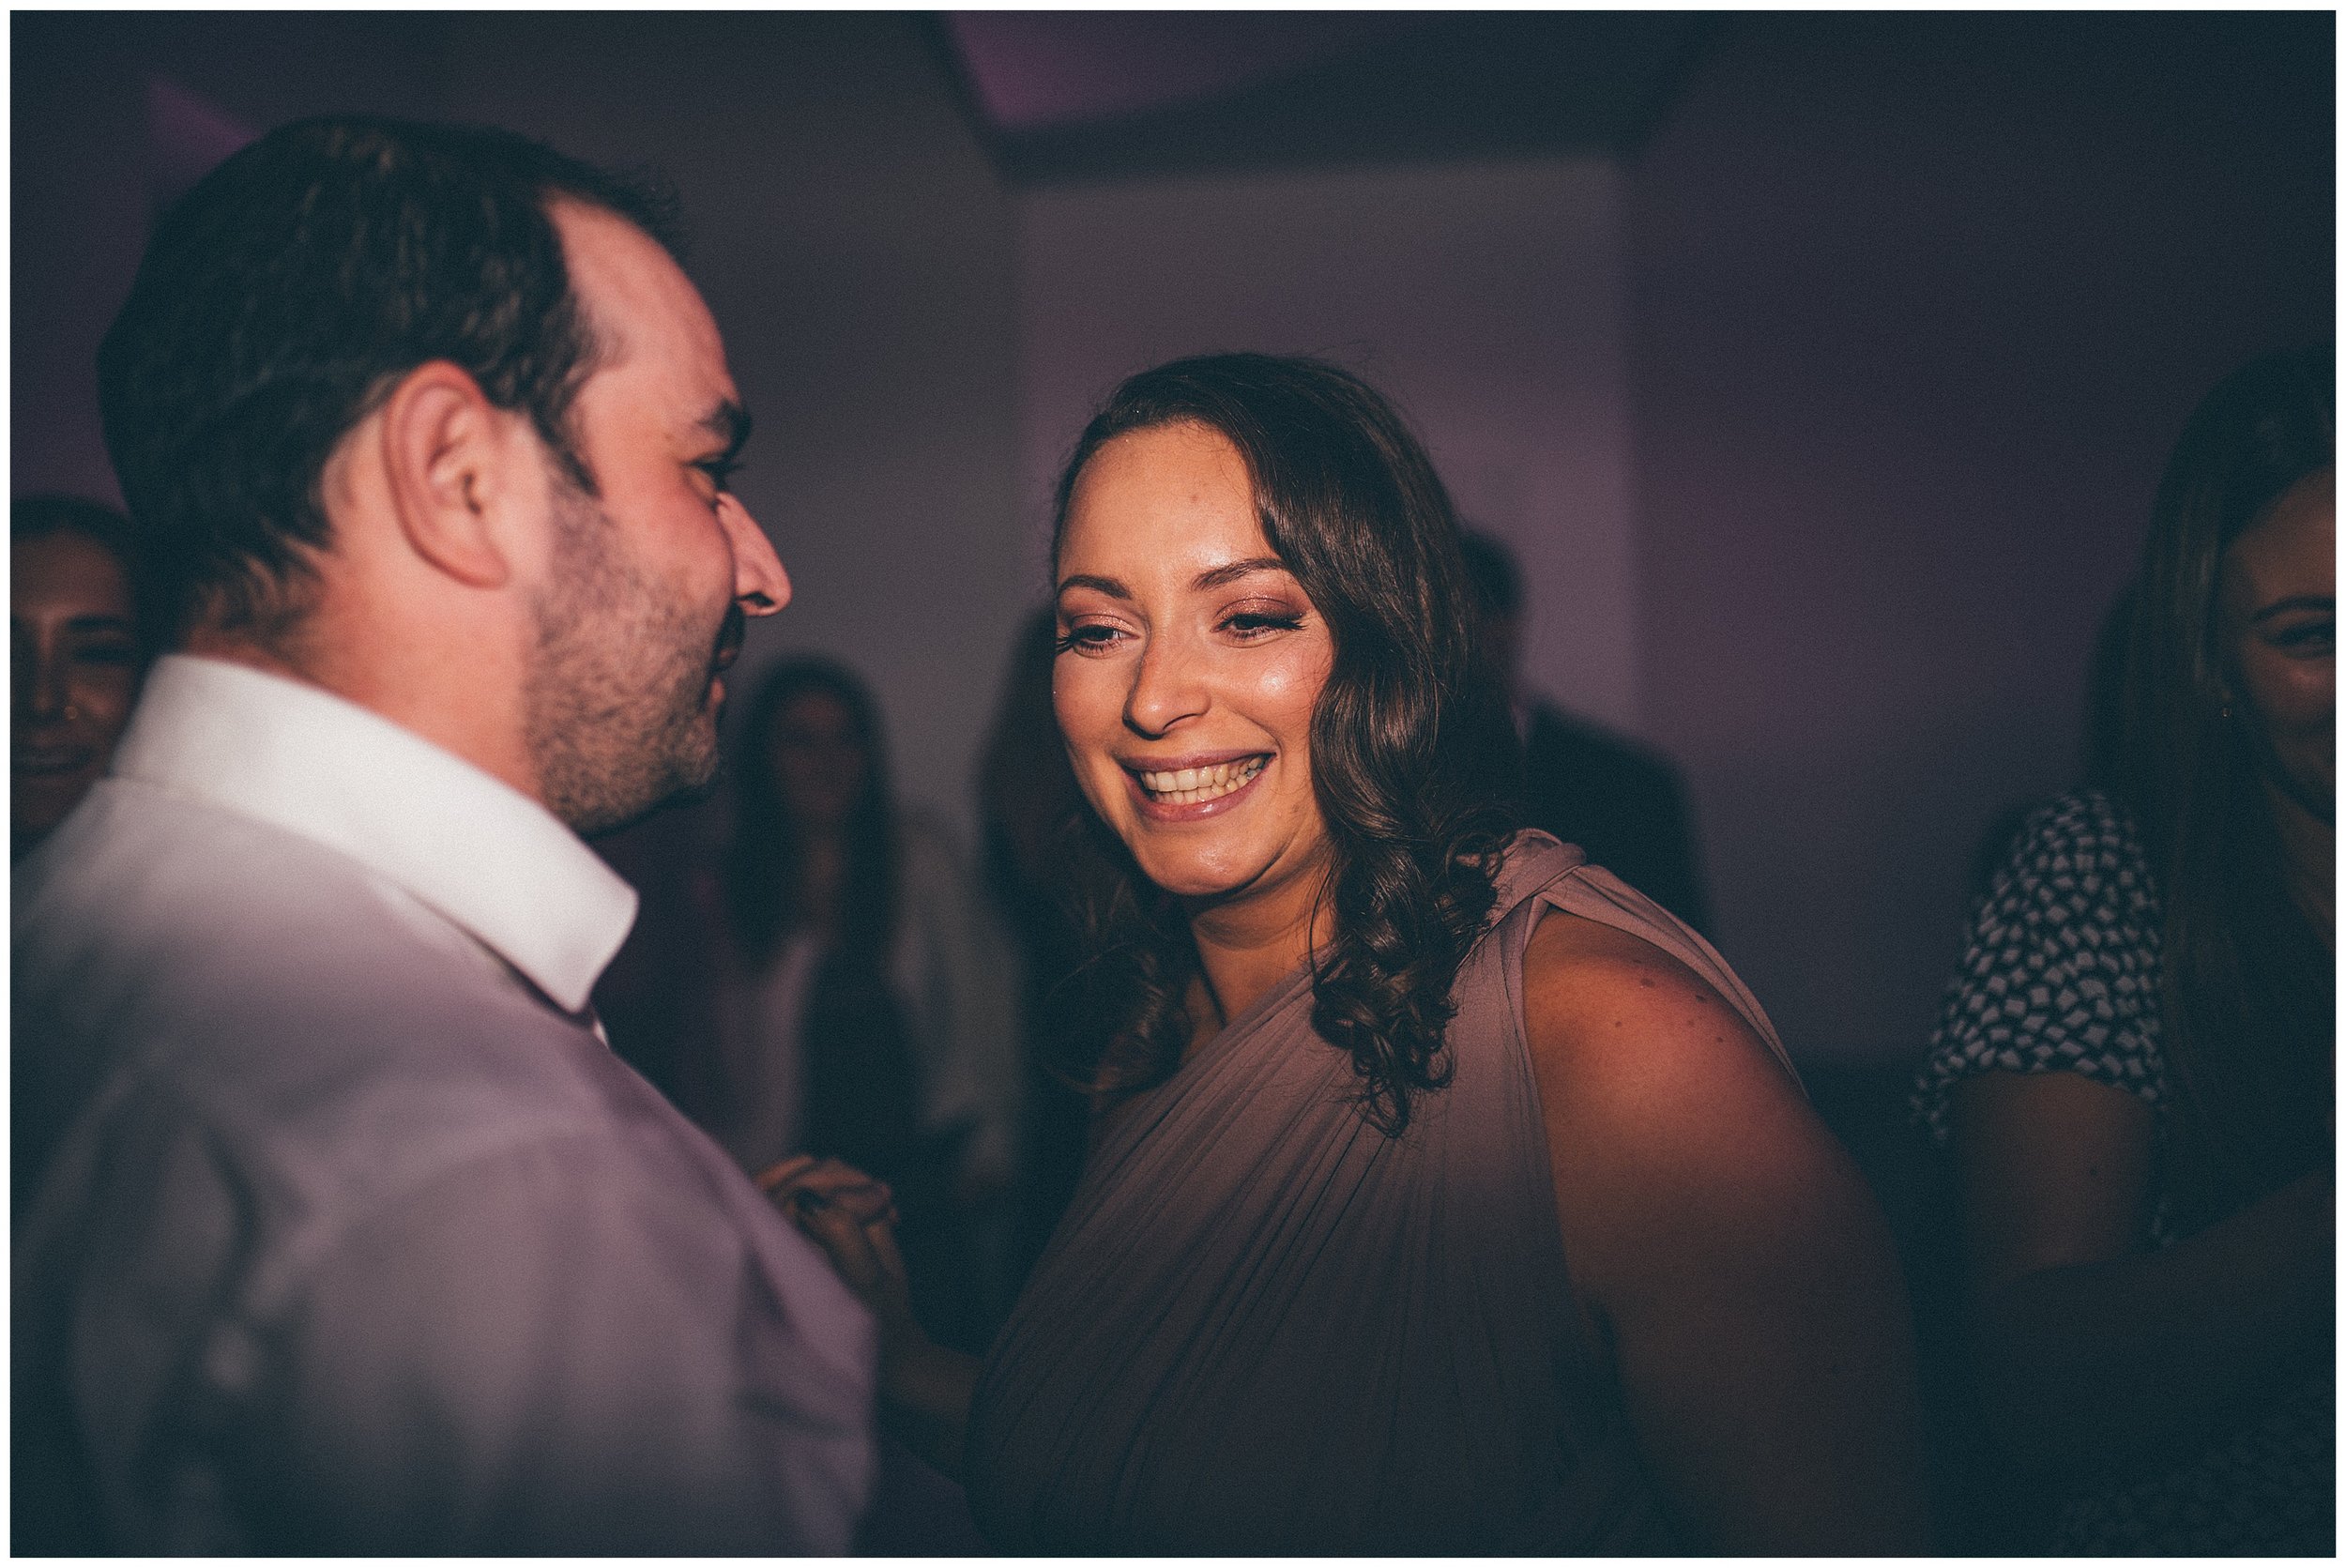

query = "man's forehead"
[{"left": 550, "top": 198, "right": 729, "bottom": 384}]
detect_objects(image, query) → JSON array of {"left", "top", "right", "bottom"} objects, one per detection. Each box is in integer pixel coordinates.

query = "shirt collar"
[{"left": 110, "top": 654, "right": 638, "bottom": 1014}]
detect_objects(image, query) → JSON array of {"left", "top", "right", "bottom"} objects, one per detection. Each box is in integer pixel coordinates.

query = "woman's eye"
[
  {"left": 2266, "top": 619, "right": 2334, "bottom": 655},
  {"left": 72, "top": 643, "right": 140, "bottom": 667},
  {"left": 60, "top": 630, "right": 141, "bottom": 668},
  {"left": 1222, "top": 610, "right": 1303, "bottom": 639},
  {"left": 1054, "top": 624, "right": 1124, "bottom": 656}
]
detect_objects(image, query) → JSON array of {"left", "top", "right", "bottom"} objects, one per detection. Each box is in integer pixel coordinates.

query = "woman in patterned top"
[{"left": 1918, "top": 345, "right": 2333, "bottom": 1553}]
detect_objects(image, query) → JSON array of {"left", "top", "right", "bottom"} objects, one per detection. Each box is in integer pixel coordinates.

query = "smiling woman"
[
  {"left": 11, "top": 495, "right": 154, "bottom": 860},
  {"left": 1918, "top": 344, "right": 2334, "bottom": 1553},
  {"left": 773, "top": 353, "right": 1927, "bottom": 1553},
  {"left": 1045, "top": 360, "right": 1520, "bottom": 1134}
]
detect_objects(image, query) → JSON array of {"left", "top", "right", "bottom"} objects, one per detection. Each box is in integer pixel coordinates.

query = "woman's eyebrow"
[
  {"left": 2252, "top": 593, "right": 2335, "bottom": 623},
  {"left": 1193, "top": 556, "right": 1289, "bottom": 590},
  {"left": 1057, "top": 558, "right": 1289, "bottom": 601},
  {"left": 1057, "top": 572, "right": 1130, "bottom": 601}
]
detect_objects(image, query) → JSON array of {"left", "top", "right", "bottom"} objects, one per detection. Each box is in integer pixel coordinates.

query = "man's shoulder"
[
  {"left": 16, "top": 779, "right": 629, "bottom": 1211},
  {"left": 21, "top": 777, "right": 546, "bottom": 1028}
]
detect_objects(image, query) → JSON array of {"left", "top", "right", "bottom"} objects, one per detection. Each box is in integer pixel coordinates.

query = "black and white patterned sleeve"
[{"left": 1913, "top": 791, "right": 2166, "bottom": 1145}]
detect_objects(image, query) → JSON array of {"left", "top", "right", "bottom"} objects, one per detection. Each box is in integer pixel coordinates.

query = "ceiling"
[{"left": 935, "top": 11, "right": 1719, "bottom": 184}]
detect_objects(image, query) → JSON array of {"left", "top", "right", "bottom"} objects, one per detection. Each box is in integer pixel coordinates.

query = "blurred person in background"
[
  {"left": 13, "top": 495, "right": 153, "bottom": 859},
  {"left": 719, "top": 657, "right": 1021, "bottom": 1352},
  {"left": 1915, "top": 344, "right": 2333, "bottom": 1554},
  {"left": 1458, "top": 528, "right": 1711, "bottom": 935}
]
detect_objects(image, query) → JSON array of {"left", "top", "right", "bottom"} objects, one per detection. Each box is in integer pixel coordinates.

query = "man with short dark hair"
[{"left": 14, "top": 117, "right": 875, "bottom": 1553}]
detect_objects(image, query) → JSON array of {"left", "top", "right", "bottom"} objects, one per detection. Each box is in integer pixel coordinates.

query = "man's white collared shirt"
[{"left": 14, "top": 655, "right": 876, "bottom": 1554}]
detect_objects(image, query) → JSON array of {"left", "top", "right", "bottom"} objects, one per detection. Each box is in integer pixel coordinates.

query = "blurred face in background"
[
  {"left": 2219, "top": 464, "right": 2335, "bottom": 824},
  {"left": 769, "top": 688, "right": 869, "bottom": 835},
  {"left": 13, "top": 530, "right": 145, "bottom": 852},
  {"left": 1052, "top": 420, "right": 1336, "bottom": 908}
]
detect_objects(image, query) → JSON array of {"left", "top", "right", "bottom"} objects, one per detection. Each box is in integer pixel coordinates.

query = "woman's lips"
[
  {"left": 13, "top": 747, "right": 95, "bottom": 778},
  {"left": 1124, "top": 754, "right": 1271, "bottom": 822}
]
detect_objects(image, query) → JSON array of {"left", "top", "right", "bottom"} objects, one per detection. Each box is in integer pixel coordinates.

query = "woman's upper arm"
[
  {"left": 1944, "top": 1069, "right": 2153, "bottom": 1290},
  {"left": 1521, "top": 910, "right": 1927, "bottom": 1553},
  {"left": 1920, "top": 791, "right": 2163, "bottom": 1287}
]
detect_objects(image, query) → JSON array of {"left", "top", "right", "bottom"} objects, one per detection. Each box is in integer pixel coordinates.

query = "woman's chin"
[
  {"left": 11, "top": 769, "right": 97, "bottom": 838},
  {"left": 1124, "top": 827, "right": 1334, "bottom": 912},
  {"left": 1138, "top": 862, "right": 1254, "bottom": 904},
  {"left": 1122, "top": 838, "right": 1268, "bottom": 903}
]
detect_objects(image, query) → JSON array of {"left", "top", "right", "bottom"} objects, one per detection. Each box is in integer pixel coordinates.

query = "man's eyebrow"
[
  {"left": 1056, "top": 572, "right": 1130, "bottom": 601},
  {"left": 1194, "top": 556, "right": 1289, "bottom": 590},
  {"left": 700, "top": 400, "right": 752, "bottom": 462},
  {"left": 2253, "top": 594, "right": 2335, "bottom": 624}
]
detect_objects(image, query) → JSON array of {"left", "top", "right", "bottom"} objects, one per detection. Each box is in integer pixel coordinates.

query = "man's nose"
[{"left": 720, "top": 495, "right": 790, "bottom": 616}]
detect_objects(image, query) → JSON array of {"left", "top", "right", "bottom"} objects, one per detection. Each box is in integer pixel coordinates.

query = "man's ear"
[{"left": 378, "top": 361, "right": 532, "bottom": 590}]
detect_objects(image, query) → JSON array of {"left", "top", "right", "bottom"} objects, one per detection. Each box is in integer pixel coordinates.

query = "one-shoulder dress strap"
[{"left": 1495, "top": 830, "right": 1800, "bottom": 1089}]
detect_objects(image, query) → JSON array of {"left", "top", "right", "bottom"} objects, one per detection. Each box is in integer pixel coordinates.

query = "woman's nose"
[
  {"left": 1123, "top": 632, "right": 1209, "bottom": 737},
  {"left": 18, "top": 637, "right": 71, "bottom": 723}
]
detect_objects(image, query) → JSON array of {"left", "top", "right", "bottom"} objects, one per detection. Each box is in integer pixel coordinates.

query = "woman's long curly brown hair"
[
  {"left": 2110, "top": 343, "right": 2333, "bottom": 1235},
  {"left": 1047, "top": 354, "right": 1521, "bottom": 1136}
]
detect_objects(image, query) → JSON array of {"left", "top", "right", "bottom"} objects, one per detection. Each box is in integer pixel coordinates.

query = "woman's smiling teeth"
[{"left": 1137, "top": 755, "right": 1266, "bottom": 804}]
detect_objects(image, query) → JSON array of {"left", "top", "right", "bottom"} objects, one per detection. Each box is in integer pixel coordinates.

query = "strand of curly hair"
[{"left": 1045, "top": 693, "right": 1514, "bottom": 1139}]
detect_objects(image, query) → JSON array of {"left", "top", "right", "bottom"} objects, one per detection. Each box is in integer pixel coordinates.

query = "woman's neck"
[
  {"left": 1181, "top": 860, "right": 1333, "bottom": 1051},
  {"left": 2263, "top": 780, "right": 2335, "bottom": 947}
]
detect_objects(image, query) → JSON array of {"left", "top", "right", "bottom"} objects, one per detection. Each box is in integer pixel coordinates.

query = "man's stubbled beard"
[{"left": 525, "top": 479, "right": 739, "bottom": 837}]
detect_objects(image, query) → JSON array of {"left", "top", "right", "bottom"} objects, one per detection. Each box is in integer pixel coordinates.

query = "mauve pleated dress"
[{"left": 966, "top": 831, "right": 1795, "bottom": 1554}]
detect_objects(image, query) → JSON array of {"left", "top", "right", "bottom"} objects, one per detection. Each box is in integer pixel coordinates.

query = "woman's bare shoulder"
[
  {"left": 1516, "top": 918, "right": 1927, "bottom": 1552},
  {"left": 1519, "top": 905, "right": 1796, "bottom": 1105},
  {"left": 1518, "top": 904, "right": 1839, "bottom": 1256}
]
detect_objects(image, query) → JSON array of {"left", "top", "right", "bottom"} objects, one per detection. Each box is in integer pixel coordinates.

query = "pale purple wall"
[
  {"left": 438, "top": 14, "right": 1024, "bottom": 839},
  {"left": 1017, "top": 160, "right": 1642, "bottom": 733},
  {"left": 1626, "top": 13, "right": 2332, "bottom": 1061},
  {"left": 12, "top": 13, "right": 446, "bottom": 504},
  {"left": 13, "top": 16, "right": 2329, "bottom": 1072}
]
